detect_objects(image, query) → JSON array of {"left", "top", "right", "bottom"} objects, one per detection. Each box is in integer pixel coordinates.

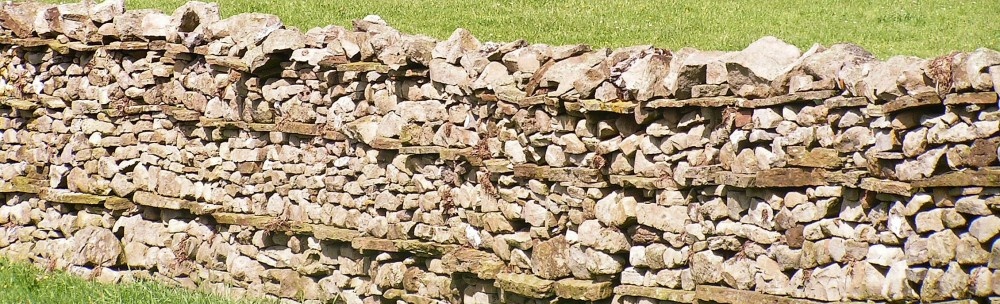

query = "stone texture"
[{"left": 0, "top": 7, "right": 998, "bottom": 304}]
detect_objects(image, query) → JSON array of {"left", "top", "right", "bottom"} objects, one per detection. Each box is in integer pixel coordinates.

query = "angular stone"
[
  {"left": 70, "top": 226, "right": 122, "bottom": 267},
  {"left": 595, "top": 191, "right": 637, "bottom": 227},
  {"left": 895, "top": 147, "right": 945, "bottom": 181},
  {"left": 882, "top": 261, "right": 918, "bottom": 301},
  {"left": 725, "top": 37, "right": 801, "bottom": 97},
  {"left": 691, "top": 250, "right": 723, "bottom": 284},
  {"left": 721, "top": 258, "right": 758, "bottom": 290},
  {"left": 577, "top": 220, "right": 630, "bottom": 253},
  {"left": 636, "top": 204, "right": 687, "bottom": 234},
  {"left": 928, "top": 230, "right": 960, "bottom": 267},
  {"left": 956, "top": 197, "right": 992, "bottom": 215},
  {"left": 441, "top": 248, "right": 504, "bottom": 280},
  {"left": 0, "top": 2, "right": 48, "bottom": 38},
  {"left": 261, "top": 29, "right": 304, "bottom": 54},
  {"left": 531, "top": 237, "right": 572, "bottom": 280}
]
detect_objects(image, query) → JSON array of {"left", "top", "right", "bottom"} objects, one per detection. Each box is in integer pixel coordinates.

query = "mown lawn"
[
  {"left": 0, "top": 258, "right": 273, "bottom": 304},
  {"left": 63, "top": 0, "right": 1000, "bottom": 58}
]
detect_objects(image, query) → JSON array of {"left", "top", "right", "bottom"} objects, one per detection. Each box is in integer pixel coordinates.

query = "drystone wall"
[{"left": 2, "top": 1, "right": 1000, "bottom": 304}]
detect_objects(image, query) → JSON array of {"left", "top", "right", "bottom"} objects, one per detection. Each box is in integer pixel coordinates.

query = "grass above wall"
[
  {"left": 0, "top": 258, "right": 274, "bottom": 304},
  {"left": 53, "top": 0, "right": 1000, "bottom": 59}
]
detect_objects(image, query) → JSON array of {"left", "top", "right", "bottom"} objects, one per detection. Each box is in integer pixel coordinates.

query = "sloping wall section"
[{"left": 2, "top": 1, "right": 1000, "bottom": 303}]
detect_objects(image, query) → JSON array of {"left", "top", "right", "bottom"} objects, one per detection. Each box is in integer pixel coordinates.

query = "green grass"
[
  {"left": 0, "top": 258, "right": 273, "bottom": 304},
  {"left": 64, "top": 0, "right": 1000, "bottom": 59}
]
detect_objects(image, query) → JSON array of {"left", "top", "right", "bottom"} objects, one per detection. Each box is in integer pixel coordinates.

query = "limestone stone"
[
  {"left": 596, "top": 191, "right": 636, "bottom": 227},
  {"left": 635, "top": 204, "right": 687, "bottom": 234},
  {"left": 928, "top": 230, "right": 960, "bottom": 267},
  {"left": 956, "top": 196, "right": 992, "bottom": 215},
  {"left": 585, "top": 248, "right": 625, "bottom": 275},
  {"left": 957, "top": 234, "right": 991, "bottom": 265},
  {"left": 531, "top": 237, "right": 572, "bottom": 280},
  {"left": 845, "top": 261, "right": 886, "bottom": 301},
  {"left": 895, "top": 146, "right": 945, "bottom": 181},
  {"left": 690, "top": 250, "right": 723, "bottom": 284},
  {"left": 882, "top": 261, "right": 918, "bottom": 301},
  {"left": 915, "top": 209, "right": 945, "bottom": 233},
  {"left": 725, "top": 36, "right": 801, "bottom": 96},
  {"left": 70, "top": 226, "right": 122, "bottom": 267},
  {"left": 970, "top": 216, "right": 1000, "bottom": 243},
  {"left": 577, "top": 220, "right": 630, "bottom": 253},
  {"left": 803, "top": 263, "right": 845, "bottom": 301},
  {"left": 721, "top": 258, "right": 757, "bottom": 290}
]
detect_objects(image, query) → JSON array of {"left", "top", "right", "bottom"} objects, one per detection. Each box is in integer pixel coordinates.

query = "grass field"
[
  {"left": 66, "top": 0, "right": 1000, "bottom": 59},
  {"left": 0, "top": 259, "right": 273, "bottom": 304}
]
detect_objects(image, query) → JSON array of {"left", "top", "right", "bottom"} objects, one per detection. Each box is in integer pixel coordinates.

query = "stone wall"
[{"left": 2, "top": 1, "right": 1000, "bottom": 303}]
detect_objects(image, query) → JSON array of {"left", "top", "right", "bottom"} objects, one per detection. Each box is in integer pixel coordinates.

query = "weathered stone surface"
[
  {"left": 494, "top": 273, "right": 554, "bottom": 298},
  {"left": 725, "top": 36, "right": 801, "bottom": 97},
  {"left": 554, "top": 279, "right": 612, "bottom": 301},
  {"left": 577, "top": 220, "right": 630, "bottom": 253},
  {"left": 70, "top": 226, "right": 122, "bottom": 267},
  {"left": 786, "top": 146, "right": 842, "bottom": 169},
  {"left": 636, "top": 204, "right": 687, "bottom": 233},
  {"left": 531, "top": 237, "right": 572, "bottom": 279},
  {"left": 441, "top": 248, "right": 504, "bottom": 280},
  {"left": 2, "top": 6, "right": 1000, "bottom": 304},
  {"left": 1, "top": 2, "right": 48, "bottom": 38},
  {"left": 691, "top": 251, "right": 724, "bottom": 284},
  {"left": 970, "top": 216, "right": 1000, "bottom": 243},
  {"left": 928, "top": 230, "right": 960, "bottom": 267}
]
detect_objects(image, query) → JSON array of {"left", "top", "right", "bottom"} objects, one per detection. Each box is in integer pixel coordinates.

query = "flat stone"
[
  {"left": 494, "top": 273, "right": 554, "bottom": 299},
  {"left": 859, "top": 178, "right": 914, "bottom": 196},
  {"left": 608, "top": 176, "right": 679, "bottom": 191},
  {"left": 736, "top": 90, "right": 838, "bottom": 108},
  {"left": 824, "top": 96, "right": 869, "bottom": 109},
  {"left": 646, "top": 96, "right": 743, "bottom": 108},
  {"left": 554, "top": 279, "right": 612, "bottom": 301},
  {"left": 943, "top": 92, "right": 998, "bottom": 105},
  {"left": 513, "top": 164, "right": 603, "bottom": 184},
  {"left": 913, "top": 168, "right": 1000, "bottom": 188},
  {"left": 568, "top": 99, "right": 636, "bottom": 114},
  {"left": 613, "top": 285, "right": 695, "bottom": 303},
  {"left": 753, "top": 168, "right": 828, "bottom": 188},
  {"left": 881, "top": 92, "right": 942, "bottom": 113},
  {"left": 785, "top": 146, "right": 842, "bottom": 169},
  {"left": 696, "top": 285, "right": 816, "bottom": 304},
  {"left": 441, "top": 248, "right": 504, "bottom": 280}
]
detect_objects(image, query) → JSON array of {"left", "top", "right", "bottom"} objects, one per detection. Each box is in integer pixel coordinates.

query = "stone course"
[{"left": 2, "top": 1, "right": 1000, "bottom": 303}]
